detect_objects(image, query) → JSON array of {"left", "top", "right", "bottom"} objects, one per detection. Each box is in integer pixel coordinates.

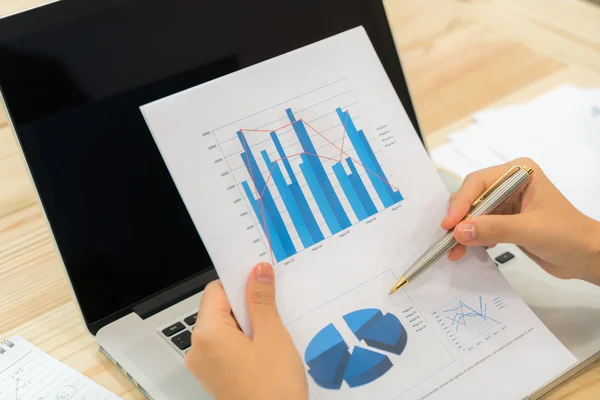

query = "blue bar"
[
  {"left": 290, "top": 183, "right": 325, "bottom": 243},
  {"left": 241, "top": 181, "right": 287, "bottom": 262},
  {"left": 392, "top": 190, "right": 404, "bottom": 202},
  {"left": 286, "top": 109, "right": 351, "bottom": 229},
  {"left": 270, "top": 132, "right": 297, "bottom": 185},
  {"left": 357, "top": 128, "right": 401, "bottom": 201},
  {"left": 262, "top": 150, "right": 315, "bottom": 248},
  {"left": 239, "top": 150, "right": 296, "bottom": 258},
  {"left": 270, "top": 131, "right": 324, "bottom": 242},
  {"left": 299, "top": 154, "right": 342, "bottom": 235},
  {"left": 355, "top": 123, "right": 403, "bottom": 204},
  {"left": 237, "top": 131, "right": 296, "bottom": 258},
  {"left": 332, "top": 162, "right": 368, "bottom": 221},
  {"left": 336, "top": 109, "right": 402, "bottom": 208},
  {"left": 358, "top": 127, "right": 403, "bottom": 203},
  {"left": 346, "top": 158, "right": 378, "bottom": 217}
]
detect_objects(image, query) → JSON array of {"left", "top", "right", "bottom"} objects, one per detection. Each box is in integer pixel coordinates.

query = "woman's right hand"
[{"left": 442, "top": 157, "right": 600, "bottom": 286}]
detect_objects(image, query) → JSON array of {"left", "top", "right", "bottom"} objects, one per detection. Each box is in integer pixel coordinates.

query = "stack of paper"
[{"left": 430, "top": 84, "right": 600, "bottom": 222}]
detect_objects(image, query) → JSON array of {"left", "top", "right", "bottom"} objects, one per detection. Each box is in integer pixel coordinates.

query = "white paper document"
[
  {"left": 0, "top": 336, "right": 121, "bottom": 400},
  {"left": 140, "top": 27, "right": 575, "bottom": 399},
  {"left": 429, "top": 143, "right": 480, "bottom": 179},
  {"left": 473, "top": 84, "right": 600, "bottom": 128},
  {"left": 431, "top": 83, "right": 600, "bottom": 222}
]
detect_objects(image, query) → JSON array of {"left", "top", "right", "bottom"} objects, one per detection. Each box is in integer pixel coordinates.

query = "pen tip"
[{"left": 388, "top": 277, "right": 408, "bottom": 296}]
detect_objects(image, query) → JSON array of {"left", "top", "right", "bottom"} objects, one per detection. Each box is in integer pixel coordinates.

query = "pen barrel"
[
  {"left": 467, "top": 167, "right": 531, "bottom": 219},
  {"left": 403, "top": 167, "right": 531, "bottom": 285},
  {"left": 404, "top": 231, "right": 457, "bottom": 283}
]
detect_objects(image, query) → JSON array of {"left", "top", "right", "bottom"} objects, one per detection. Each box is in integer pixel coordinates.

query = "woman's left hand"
[{"left": 185, "top": 263, "right": 308, "bottom": 400}]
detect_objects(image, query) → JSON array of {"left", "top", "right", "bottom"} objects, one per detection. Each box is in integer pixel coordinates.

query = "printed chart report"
[{"left": 141, "top": 27, "right": 575, "bottom": 399}]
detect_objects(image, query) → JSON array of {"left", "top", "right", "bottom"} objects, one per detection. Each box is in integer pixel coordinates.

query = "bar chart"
[{"left": 229, "top": 105, "right": 403, "bottom": 263}]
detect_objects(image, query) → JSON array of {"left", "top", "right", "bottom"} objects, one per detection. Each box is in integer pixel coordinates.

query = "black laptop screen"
[{"left": 0, "top": 0, "right": 421, "bottom": 330}]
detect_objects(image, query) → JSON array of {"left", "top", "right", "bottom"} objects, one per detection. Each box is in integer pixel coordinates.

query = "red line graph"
[{"left": 238, "top": 110, "right": 399, "bottom": 263}]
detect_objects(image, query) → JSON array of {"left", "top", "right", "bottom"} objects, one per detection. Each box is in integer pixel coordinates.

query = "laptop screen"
[{"left": 0, "top": 0, "right": 421, "bottom": 331}]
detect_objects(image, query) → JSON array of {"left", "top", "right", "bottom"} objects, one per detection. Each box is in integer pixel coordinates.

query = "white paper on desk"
[
  {"left": 448, "top": 126, "right": 508, "bottom": 168},
  {"left": 473, "top": 84, "right": 600, "bottom": 125},
  {"left": 472, "top": 120, "right": 600, "bottom": 222},
  {"left": 139, "top": 27, "right": 576, "bottom": 399},
  {"left": 476, "top": 111, "right": 600, "bottom": 154},
  {"left": 474, "top": 85, "right": 600, "bottom": 153},
  {"left": 428, "top": 143, "right": 480, "bottom": 179},
  {"left": 0, "top": 336, "right": 121, "bottom": 400},
  {"left": 472, "top": 84, "right": 579, "bottom": 122}
]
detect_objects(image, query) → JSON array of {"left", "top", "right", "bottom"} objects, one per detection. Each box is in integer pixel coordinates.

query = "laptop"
[{"left": 0, "top": 1, "right": 422, "bottom": 399}]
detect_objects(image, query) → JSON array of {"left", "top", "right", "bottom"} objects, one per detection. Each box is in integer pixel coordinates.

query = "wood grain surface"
[{"left": 1, "top": 0, "right": 599, "bottom": 398}]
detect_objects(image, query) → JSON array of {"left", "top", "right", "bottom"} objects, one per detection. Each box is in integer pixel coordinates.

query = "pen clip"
[{"left": 471, "top": 166, "right": 521, "bottom": 208}]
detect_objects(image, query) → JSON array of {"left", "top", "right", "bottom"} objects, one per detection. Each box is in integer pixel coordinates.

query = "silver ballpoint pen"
[{"left": 389, "top": 165, "right": 534, "bottom": 295}]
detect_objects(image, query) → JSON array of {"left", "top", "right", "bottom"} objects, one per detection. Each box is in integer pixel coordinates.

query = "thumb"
[
  {"left": 453, "top": 214, "right": 535, "bottom": 247},
  {"left": 246, "top": 262, "right": 281, "bottom": 335}
]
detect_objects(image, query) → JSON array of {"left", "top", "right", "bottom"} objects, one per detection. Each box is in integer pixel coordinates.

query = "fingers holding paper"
[{"left": 185, "top": 263, "right": 308, "bottom": 400}]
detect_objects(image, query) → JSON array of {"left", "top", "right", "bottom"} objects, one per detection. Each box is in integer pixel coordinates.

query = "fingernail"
[
  {"left": 456, "top": 224, "right": 476, "bottom": 242},
  {"left": 254, "top": 263, "right": 274, "bottom": 283}
]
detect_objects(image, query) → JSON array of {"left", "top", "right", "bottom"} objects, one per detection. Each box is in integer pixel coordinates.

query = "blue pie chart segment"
[
  {"left": 343, "top": 346, "right": 393, "bottom": 388},
  {"left": 305, "top": 323, "right": 346, "bottom": 364},
  {"left": 304, "top": 309, "right": 408, "bottom": 390},
  {"left": 305, "top": 324, "right": 351, "bottom": 389},
  {"left": 361, "top": 313, "right": 408, "bottom": 355},
  {"left": 307, "top": 341, "right": 351, "bottom": 389},
  {"left": 343, "top": 309, "right": 408, "bottom": 355},
  {"left": 343, "top": 308, "right": 383, "bottom": 341}
]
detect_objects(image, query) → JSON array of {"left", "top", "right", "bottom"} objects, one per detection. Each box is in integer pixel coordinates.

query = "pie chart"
[{"left": 305, "top": 309, "right": 408, "bottom": 389}]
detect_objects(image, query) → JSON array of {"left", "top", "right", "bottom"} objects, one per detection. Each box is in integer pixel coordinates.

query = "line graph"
[
  {"left": 432, "top": 291, "right": 506, "bottom": 353},
  {"left": 444, "top": 296, "right": 501, "bottom": 331}
]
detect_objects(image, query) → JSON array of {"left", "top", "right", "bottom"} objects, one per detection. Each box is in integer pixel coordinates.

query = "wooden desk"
[{"left": 1, "top": 0, "right": 599, "bottom": 398}]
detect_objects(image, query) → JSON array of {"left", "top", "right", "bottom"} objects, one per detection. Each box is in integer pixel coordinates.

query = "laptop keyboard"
[
  {"left": 159, "top": 311, "right": 197, "bottom": 356},
  {"left": 162, "top": 322, "right": 185, "bottom": 337}
]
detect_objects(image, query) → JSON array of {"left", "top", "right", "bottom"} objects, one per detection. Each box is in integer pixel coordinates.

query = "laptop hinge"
[{"left": 133, "top": 268, "right": 218, "bottom": 319}]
